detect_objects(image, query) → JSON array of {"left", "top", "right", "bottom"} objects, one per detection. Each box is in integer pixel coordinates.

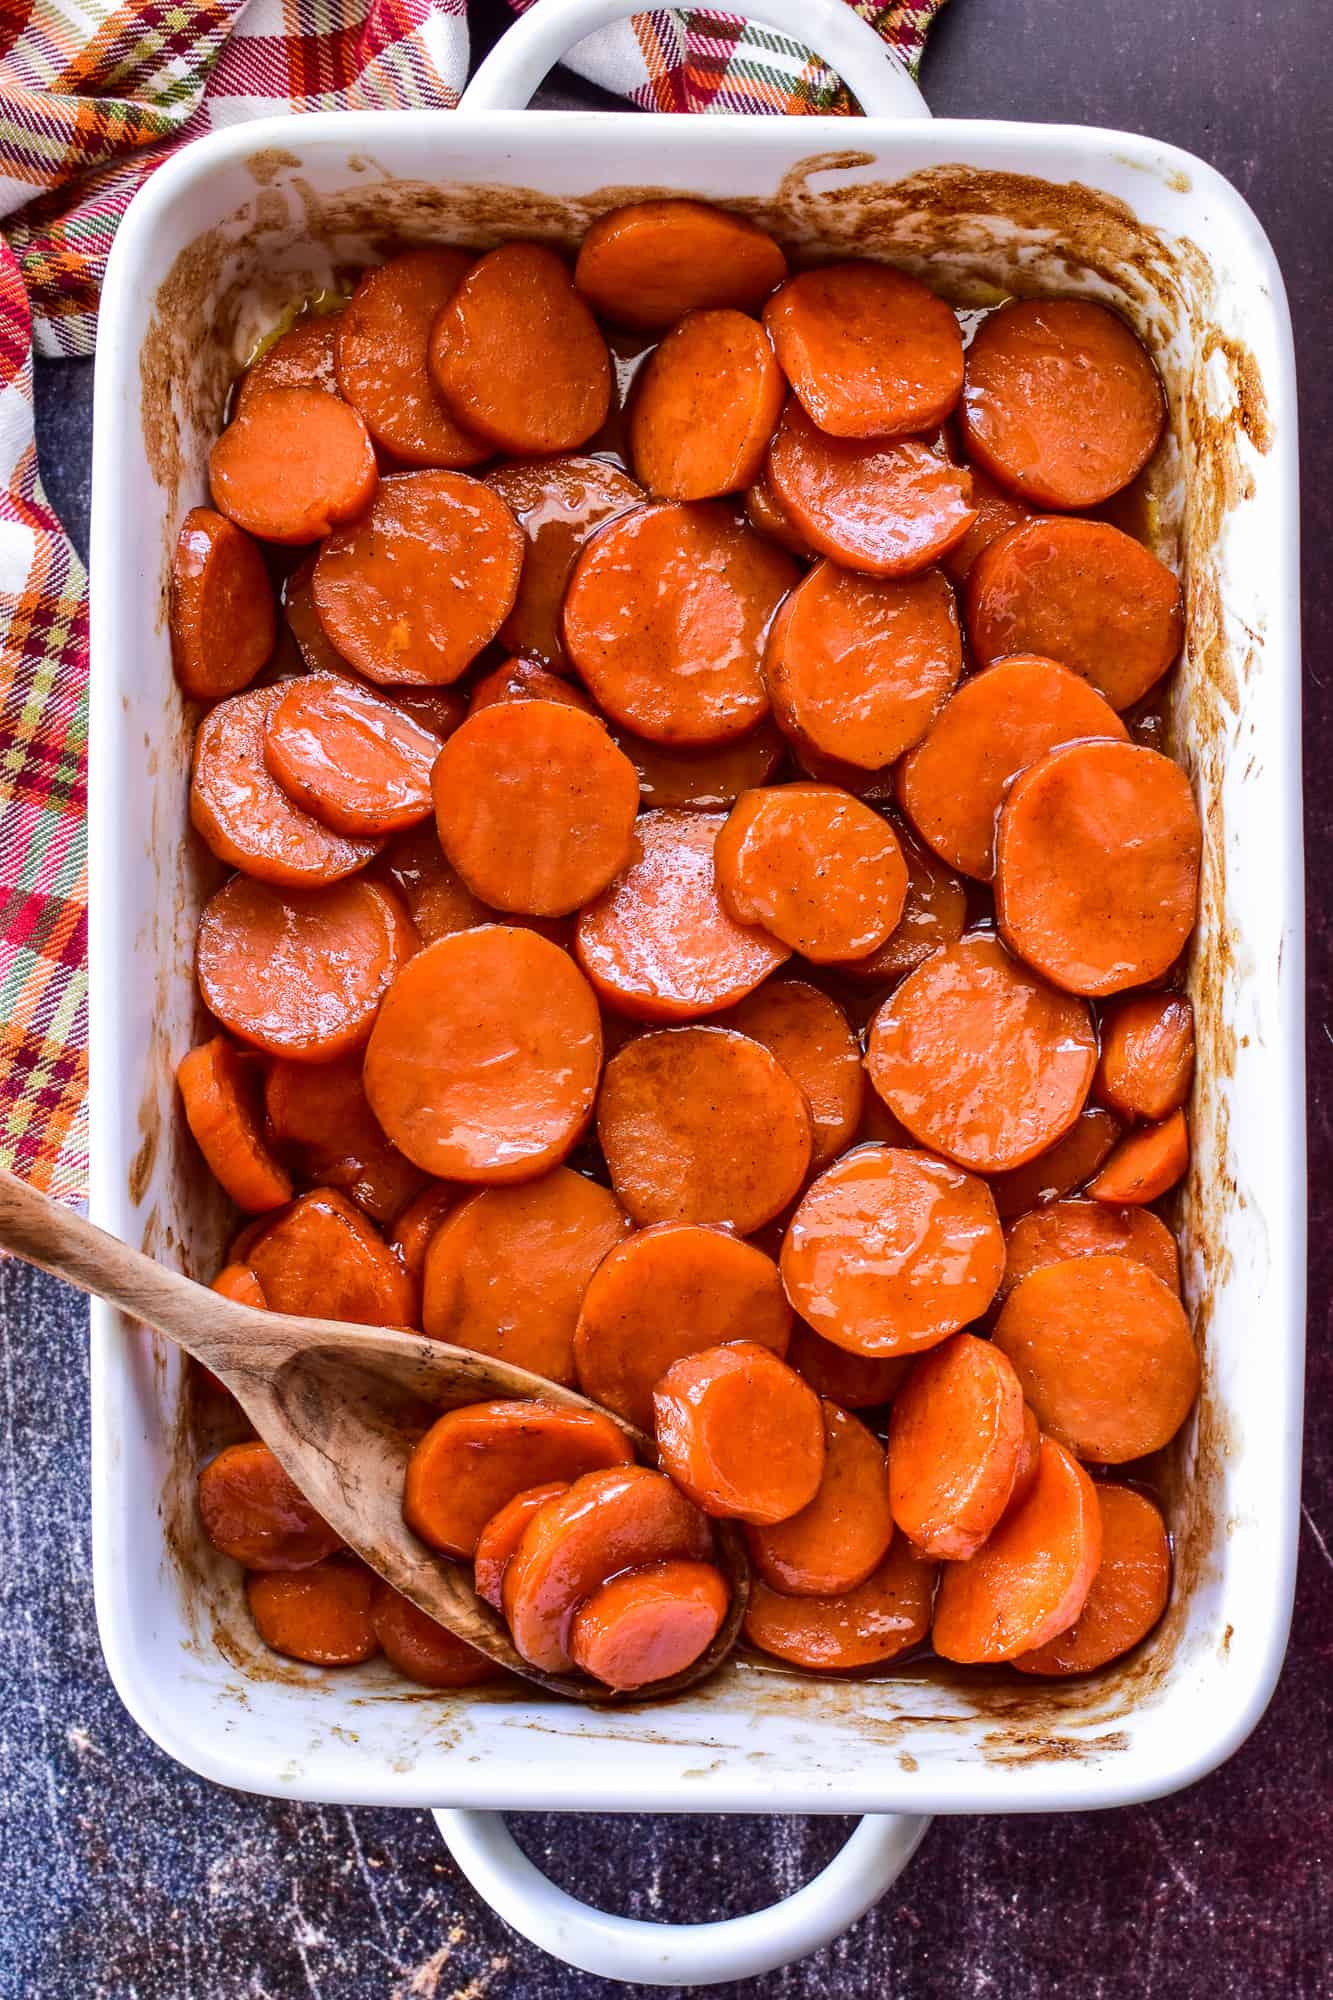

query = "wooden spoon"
[{"left": 0, "top": 1168, "right": 749, "bottom": 1702}]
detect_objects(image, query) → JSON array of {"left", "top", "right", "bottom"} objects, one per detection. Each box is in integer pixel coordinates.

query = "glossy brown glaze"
[
  {"left": 610, "top": 716, "right": 786, "bottom": 811},
  {"left": 484, "top": 454, "right": 643, "bottom": 667}
]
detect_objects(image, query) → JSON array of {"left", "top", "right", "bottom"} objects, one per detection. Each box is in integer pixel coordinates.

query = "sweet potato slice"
[
  {"left": 364, "top": 928, "right": 602, "bottom": 1181},
  {"left": 502, "top": 1465, "right": 714, "bottom": 1673},
  {"left": 765, "top": 561, "right": 961, "bottom": 772},
  {"left": 767, "top": 399, "right": 975, "bottom": 579},
  {"left": 575, "top": 200, "right": 787, "bottom": 329},
  {"left": 865, "top": 933, "right": 1097, "bottom": 1174},
  {"left": 575, "top": 810, "right": 789, "bottom": 1022},
  {"left": 474, "top": 1483, "right": 570, "bottom": 1611},
  {"left": 715, "top": 783, "right": 908, "bottom": 964},
  {"left": 961, "top": 299, "right": 1165, "bottom": 509},
  {"left": 432, "top": 701, "right": 639, "bottom": 917},
  {"left": 573, "top": 1223, "right": 791, "bottom": 1429},
  {"left": 197, "top": 874, "right": 414, "bottom": 1063},
  {"left": 653, "top": 1342, "right": 825, "bottom": 1526},
  {"left": 887, "top": 1334, "right": 1027, "bottom": 1560},
  {"left": 781, "top": 1146, "right": 1004, "bottom": 1358},
  {"left": 170, "top": 507, "right": 275, "bottom": 701},
  {"left": 404, "top": 1402, "right": 633, "bottom": 1559},
  {"left": 564, "top": 500, "right": 798, "bottom": 745},
  {"left": 248, "top": 1188, "right": 417, "bottom": 1327},
  {"left": 198, "top": 1440, "right": 340, "bottom": 1571},
  {"left": 1013, "top": 1484, "right": 1171, "bottom": 1675},
  {"left": 993, "top": 1253, "right": 1199, "bottom": 1462},
  {"left": 630, "top": 309, "right": 784, "bottom": 500},
  {"left": 570, "top": 1560, "right": 729, "bottom": 1691},
  {"left": 421, "top": 1168, "right": 630, "bottom": 1384},
  {"left": 334, "top": 248, "right": 487, "bottom": 468},
  {"left": 597, "top": 1025, "right": 812, "bottom": 1232},
  {"left": 313, "top": 470, "right": 522, "bottom": 687},
  {"left": 931, "top": 1439, "right": 1102, "bottom": 1663},
  {"left": 743, "top": 1539, "right": 936, "bottom": 1672},
  {"left": 370, "top": 1579, "right": 501, "bottom": 1687},
  {"left": 246, "top": 1559, "right": 380, "bottom": 1665},
  {"left": 745, "top": 1402, "right": 894, "bottom": 1594},
  {"left": 210, "top": 388, "right": 377, "bottom": 543},
  {"left": 429, "top": 243, "right": 611, "bottom": 454},
  {"left": 178, "top": 1036, "right": 292, "bottom": 1214},
  {"left": 967, "top": 517, "right": 1183, "bottom": 711},
  {"left": 763, "top": 262, "right": 964, "bottom": 439},
  {"left": 995, "top": 740, "right": 1201, "bottom": 995}
]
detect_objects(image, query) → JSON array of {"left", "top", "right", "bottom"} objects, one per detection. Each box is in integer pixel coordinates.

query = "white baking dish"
[{"left": 87, "top": 0, "right": 1304, "bottom": 1977}]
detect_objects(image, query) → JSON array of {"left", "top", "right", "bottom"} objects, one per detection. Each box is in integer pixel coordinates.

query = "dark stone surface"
[{"left": 9, "top": 0, "right": 1331, "bottom": 1993}]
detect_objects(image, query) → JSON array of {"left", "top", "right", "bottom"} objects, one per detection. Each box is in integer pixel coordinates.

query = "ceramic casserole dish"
[{"left": 87, "top": 0, "right": 1305, "bottom": 1979}]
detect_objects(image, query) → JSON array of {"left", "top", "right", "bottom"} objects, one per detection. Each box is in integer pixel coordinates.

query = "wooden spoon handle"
[{"left": 0, "top": 1167, "right": 211, "bottom": 1353}]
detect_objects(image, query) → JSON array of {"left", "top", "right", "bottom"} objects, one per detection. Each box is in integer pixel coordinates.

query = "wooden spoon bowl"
[{"left": 0, "top": 1169, "right": 749, "bottom": 1703}]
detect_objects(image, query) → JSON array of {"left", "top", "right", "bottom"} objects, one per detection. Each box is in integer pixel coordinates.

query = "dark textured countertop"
[{"left": 6, "top": 1, "right": 1330, "bottom": 1994}]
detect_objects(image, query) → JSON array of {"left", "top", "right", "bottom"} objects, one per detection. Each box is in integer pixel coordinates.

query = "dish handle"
[
  {"left": 433, "top": 1807, "right": 930, "bottom": 1985},
  {"left": 457, "top": 0, "right": 931, "bottom": 119}
]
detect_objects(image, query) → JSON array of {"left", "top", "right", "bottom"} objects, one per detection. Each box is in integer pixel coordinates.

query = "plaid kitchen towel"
[{"left": 0, "top": 0, "right": 946, "bottom": 1201}]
